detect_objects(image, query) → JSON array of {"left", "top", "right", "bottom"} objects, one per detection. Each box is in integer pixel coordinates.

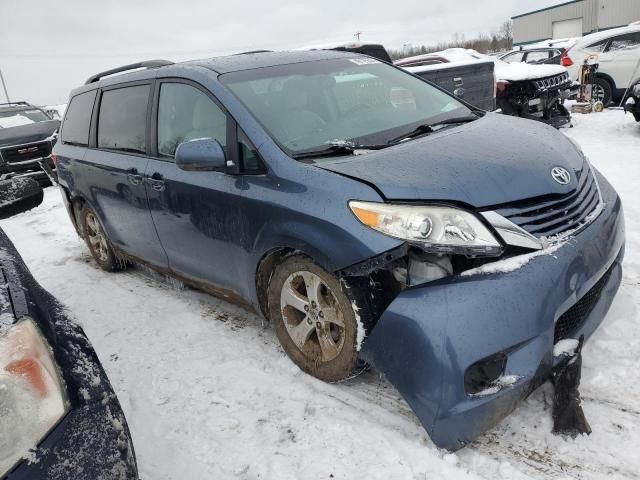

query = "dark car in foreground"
[
  {"left": 0, "top": 178, "right": 137, "bottom": 479},
  {"left": 0, "top": 102, "right": 59, "bottom": 185},
  {"left": 54, "top": 51, "right": 624, "bottom": 450},
  {"left": 624, "top": 78, "right": 640, "bottom": 121}
]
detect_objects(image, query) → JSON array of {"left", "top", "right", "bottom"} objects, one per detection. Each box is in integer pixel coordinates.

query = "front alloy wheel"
[
  {"left": 269, "top": 255, "right": 361, "bottom": 382},
  {"left": 280, "top": 271, "right": 346, "bottom": 362}
]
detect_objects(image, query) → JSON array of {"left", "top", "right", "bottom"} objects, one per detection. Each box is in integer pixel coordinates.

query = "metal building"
[{"left": 512, "top": 0, "right": 640, "bottom": 45}]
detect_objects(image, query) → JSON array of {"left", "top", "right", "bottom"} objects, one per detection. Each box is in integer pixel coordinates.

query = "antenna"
[{"left": 354, "top": 31, "right": 362, "bottom": 41}]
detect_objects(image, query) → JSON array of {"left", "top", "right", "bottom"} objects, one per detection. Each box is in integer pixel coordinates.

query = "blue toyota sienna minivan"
[{"left": 54, "top": 50, "right": 625, "bottom": 450}]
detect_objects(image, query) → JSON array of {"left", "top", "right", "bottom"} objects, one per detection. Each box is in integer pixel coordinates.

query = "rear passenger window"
[
  {"left": 525, "top": 51, "right": 549, "bottom": 63},
  {"left": 98, "top": 85, "right": 150, "bottom": 154},
  {"left": 609, "top": 32, "right": 640, "bottom": 51},
  {"left": 61, "top": 90, "right": 96, "bottom": 146},
  {"left": 157, "top": 83, "right": 227, "bottom": 159},
  {"left": 502, "top": 52, "right": 524, "bottom": 63}
]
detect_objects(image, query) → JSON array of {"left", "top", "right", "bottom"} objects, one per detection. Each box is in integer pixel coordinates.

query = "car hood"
[
  {"left": 316, "top": 113, "right": 586, "bottom": 208},
  {"left": 0, "top": 120, "right": 60, "bottom": 147}
]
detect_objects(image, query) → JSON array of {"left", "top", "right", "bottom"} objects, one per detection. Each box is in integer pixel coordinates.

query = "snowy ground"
[{"left": 2, "top": 110, "right": 640, "bottom": 479}]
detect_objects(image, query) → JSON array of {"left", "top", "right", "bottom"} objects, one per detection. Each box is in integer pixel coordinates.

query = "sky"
[{"left": 0, "top": 0, "right": 566, "bottom": 104}]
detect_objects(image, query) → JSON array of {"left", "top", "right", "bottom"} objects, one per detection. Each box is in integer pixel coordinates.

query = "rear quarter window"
[{"left": 61, "top": 90, "right": 97, "bottom": 146}]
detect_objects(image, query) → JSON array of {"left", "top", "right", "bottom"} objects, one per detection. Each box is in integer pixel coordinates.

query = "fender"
[{"left": 246, "top": 217, "right": 401, "bottom": 309}]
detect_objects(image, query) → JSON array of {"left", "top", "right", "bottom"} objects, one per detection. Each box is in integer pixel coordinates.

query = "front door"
[
  {"left": 89, "top": 83, "right": 168, "bottom": 268},
  {"left": 145, "top": 81, "right": 245, "bottom": 293}
]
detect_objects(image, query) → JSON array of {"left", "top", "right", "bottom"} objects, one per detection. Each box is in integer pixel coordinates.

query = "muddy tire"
[
  {"left": 268, "top": 255, "right": 369, "bottom": 382},
  {"left": 79, "top": 204, "right": 122, "bottom": 272}
]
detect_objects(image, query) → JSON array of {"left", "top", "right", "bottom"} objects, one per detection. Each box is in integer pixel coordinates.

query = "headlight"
[
  {"left": 633, "top": 84, "right": 640, "bottom": 98},
  {"left": 0, "top": 318, "right": 69, "bottom": 475},
  {"left": 349, "top": 201, "right": 502, "bottom": 256}
]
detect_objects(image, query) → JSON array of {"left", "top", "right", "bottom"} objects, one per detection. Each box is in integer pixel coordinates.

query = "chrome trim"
[{"left": 481, "top": 211, "right": 543, "bottom": 250}]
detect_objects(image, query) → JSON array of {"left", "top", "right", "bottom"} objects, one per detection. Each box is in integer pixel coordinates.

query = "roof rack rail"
[
  {"left": 85, "top": 59, "right": 174, "bottom": 85},
  {"left": 0, "top": 101, "right": 30, "bottom": 107},
  {"left": 233, "top": 50, "right": 272, "bottom": 56}
]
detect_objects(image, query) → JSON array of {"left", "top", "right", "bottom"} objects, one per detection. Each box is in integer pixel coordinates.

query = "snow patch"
[
  {"left": 462, "top": 243, "right": 564, "bottom": 277},
  {"left": 352, "top": 301, "right": 366, "bottom": 351},
  {"left": 472, "top": 375, "right": 522, "bottom": 397},
  {"left": 554, "top": 339, "right": 580, "bottom": 357}
]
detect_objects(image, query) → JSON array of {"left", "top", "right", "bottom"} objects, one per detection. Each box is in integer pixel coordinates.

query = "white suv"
[{"left": 562, "top": 23, "right": 640, "bottom": 105}]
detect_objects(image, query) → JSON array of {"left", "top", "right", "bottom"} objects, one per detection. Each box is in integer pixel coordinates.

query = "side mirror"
[
  {"left": 0, "top": 178, "right": 44, "bottom": 220},
  {"left": 175, "top": 138, "right": 226, "bottom": 172}
]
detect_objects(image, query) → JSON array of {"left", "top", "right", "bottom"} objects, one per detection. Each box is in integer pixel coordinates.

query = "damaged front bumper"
[{"left": 360, "top": 174, "right": 625, "bottom": 450}]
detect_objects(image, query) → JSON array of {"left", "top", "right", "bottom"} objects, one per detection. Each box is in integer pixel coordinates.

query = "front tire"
[
  {"left": 268, "top": 255, "right": 364, "bottom": 382},
  {"left": 80, "top": 205, "right": 121, "bottom": 271}
]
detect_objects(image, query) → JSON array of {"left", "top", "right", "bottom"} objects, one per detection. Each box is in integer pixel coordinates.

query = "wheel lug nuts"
[
  {"left": 307, "top": 318, "right": 313, "bottom": 325},
  {"left": 304, "top": 305, "right": 309, "bottom": 311},
  {"left": 316, "top": 322, "right": 322, "bottom": 329},
  {"left": 319, "top": 311, "right": 324, "bottom": 318}
]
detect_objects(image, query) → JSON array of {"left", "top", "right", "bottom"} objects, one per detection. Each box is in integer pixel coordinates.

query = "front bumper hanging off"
[{"left": 360, "top": 173, "right": 625, "bottom": 450}]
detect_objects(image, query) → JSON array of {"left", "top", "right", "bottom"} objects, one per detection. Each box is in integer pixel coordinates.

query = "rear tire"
[
  {"left": 593, "top": 77, "right": 613, "bottom": 106},
  {"left": 268, "top": 255, "right": 369, "bottom": 382},
  {"left": 79, "top": 204, "right": 122, "bottom": 272}
]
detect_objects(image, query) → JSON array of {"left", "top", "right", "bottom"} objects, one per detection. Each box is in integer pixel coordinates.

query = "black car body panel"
[
  {"left": 410, "top": 61, "right": 496, "bottom": 111},
  {"left": 0, "top": 228, "right": 138, "bottom": 479}
]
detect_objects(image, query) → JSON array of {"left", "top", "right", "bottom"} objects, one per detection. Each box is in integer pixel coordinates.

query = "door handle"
[
  {"left": 146, "top": 173, "right": 165, "bottom": 192},
  {"left": 127, "top": 168, "right": 143, "bottom": 186}
]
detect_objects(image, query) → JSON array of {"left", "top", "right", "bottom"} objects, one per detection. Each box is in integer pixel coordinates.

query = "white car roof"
[{"left": 574, "top": 24, "right": 640, "bottom": 49}]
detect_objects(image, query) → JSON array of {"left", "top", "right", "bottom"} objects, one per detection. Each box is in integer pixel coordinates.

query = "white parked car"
[{"left": 562, "top": 23, "right": 640, "bottom": 105}]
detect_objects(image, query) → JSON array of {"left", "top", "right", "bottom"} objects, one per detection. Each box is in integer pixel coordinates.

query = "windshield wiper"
[
  {"left": 291, "top": 142, "right": 387, "bottom": 160},
  {"left": 387, "top": 114, "right": 481, "bottom": 145},
  {"left": 386, "top": 124, "right": 434, "bottom": 145},
  {"left": 429, "top": 114, "right": 480, "bottom": 129}
]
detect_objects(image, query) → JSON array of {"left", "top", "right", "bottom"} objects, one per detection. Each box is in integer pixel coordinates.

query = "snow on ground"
[{"left": 2, "top": 110, "right": 640, "bottom": 479}]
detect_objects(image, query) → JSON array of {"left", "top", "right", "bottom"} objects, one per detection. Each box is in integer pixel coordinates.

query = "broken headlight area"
[
  {"left": 0, "top": 317, "right": 70, "bottom": 476},
  {"left": 341, "top": 208, "right": 546, "bottom": 329}
]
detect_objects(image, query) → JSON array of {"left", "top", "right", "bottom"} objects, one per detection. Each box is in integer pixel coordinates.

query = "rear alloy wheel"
[
  {"left": 592, "top": 77, "right": 613, "bottom": 106},
  {"left": 80, "top": 205, "right": 121, "bottom": 271},
  {"left": 269, "top": 256, "right": 360, "bottom": 382}
]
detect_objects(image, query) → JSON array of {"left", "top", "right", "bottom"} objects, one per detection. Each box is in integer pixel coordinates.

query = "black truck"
[{"left": 0, "top": 102, "right": 59, "bottom": 185}]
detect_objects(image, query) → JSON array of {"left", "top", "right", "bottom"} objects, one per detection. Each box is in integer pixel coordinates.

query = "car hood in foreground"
[
  {"left": 316, "top": 113, "right": 585, "bottom": 209},
  {"left": 0, "top": 120, "right": 60, "bottom": 147}
]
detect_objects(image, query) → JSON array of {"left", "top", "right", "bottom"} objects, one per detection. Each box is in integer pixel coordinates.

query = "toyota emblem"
[{"left": 551, "top": 167, "right": 571, "bottom": 185}]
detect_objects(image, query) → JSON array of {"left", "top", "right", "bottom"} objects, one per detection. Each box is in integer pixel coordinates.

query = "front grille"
[
  {"left": 494, "top": 166, "right": 600, "bottom": 238},
  {"left": 534, "top": 72, "right": 571, "bottom": 91},
  {"left": 554, "top": 265, "right": 614, "bottom": 343},
  {"left": 0, "top": 140, "right": 52, "bottom": 164}
]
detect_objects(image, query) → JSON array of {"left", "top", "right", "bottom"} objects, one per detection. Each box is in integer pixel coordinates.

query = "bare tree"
[{"left": 388, "top": 19, "right": 514, "bottom": 60}]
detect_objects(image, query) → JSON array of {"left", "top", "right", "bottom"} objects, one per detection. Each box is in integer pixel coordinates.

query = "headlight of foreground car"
[
  {"left": 0, "top": 318, "right": 69, "bottom": 476},
  {"left": 633, "top": 84, "right": 640, "bottom": 98},
  {"left": 349, "top": 201, "right": 502, "bottom": 256}
]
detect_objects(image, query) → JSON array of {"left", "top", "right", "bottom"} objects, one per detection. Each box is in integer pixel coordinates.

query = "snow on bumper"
[{"left": 360, "top": 174, "right": 625, "bottom": 451}]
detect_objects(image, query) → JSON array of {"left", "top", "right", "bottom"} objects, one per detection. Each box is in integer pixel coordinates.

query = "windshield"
[
  {"left": 0, "top": 109, "right": 51, "bottom": 128},
  {"left": 221, "top": 57, "right": 473, "bottom": 156}
]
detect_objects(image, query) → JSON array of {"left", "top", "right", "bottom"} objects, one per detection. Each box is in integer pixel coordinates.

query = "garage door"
[{"left": 552, "top": 18, "right": 584, "bottom": 39}]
